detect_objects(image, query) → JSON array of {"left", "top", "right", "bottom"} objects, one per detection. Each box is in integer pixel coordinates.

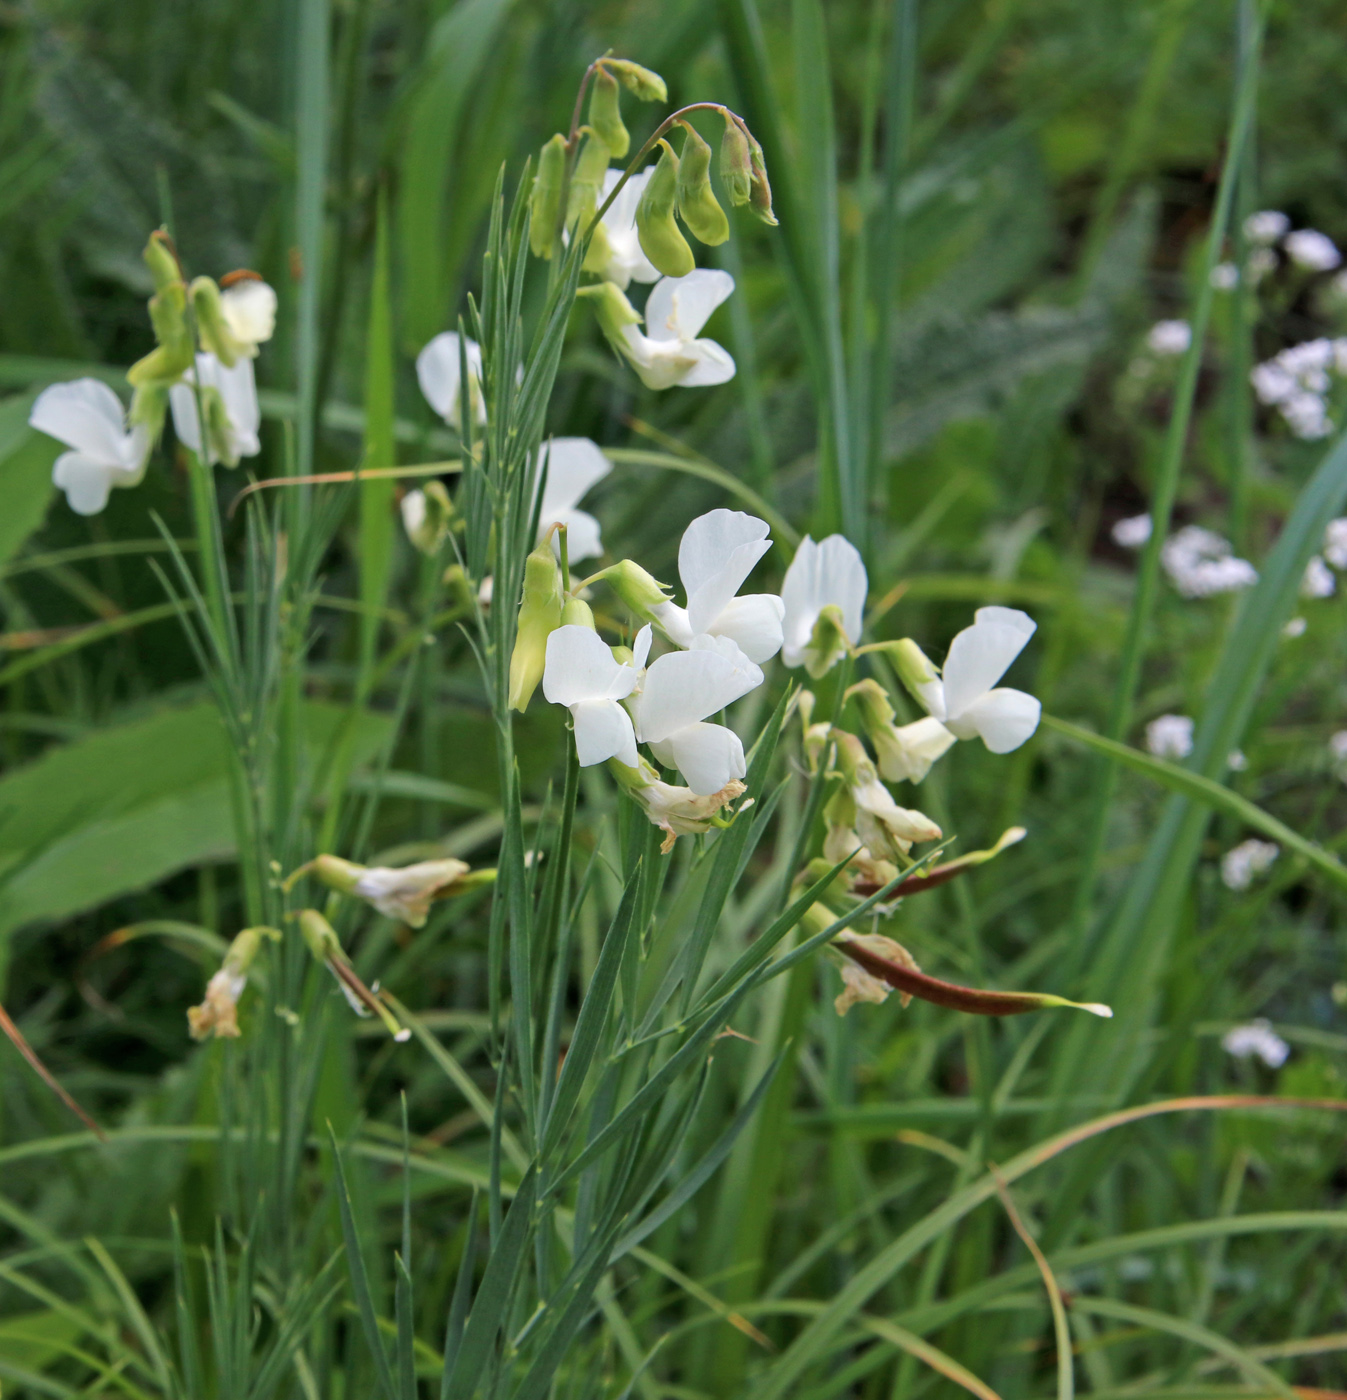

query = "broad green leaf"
[{"left": 0, "top": 1309, "right": 84, "bottom": 1371}]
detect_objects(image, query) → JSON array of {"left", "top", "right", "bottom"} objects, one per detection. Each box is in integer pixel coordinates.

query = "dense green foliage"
[{"left": 2, "top": 1, "right": 1347, "bottom": 1397}]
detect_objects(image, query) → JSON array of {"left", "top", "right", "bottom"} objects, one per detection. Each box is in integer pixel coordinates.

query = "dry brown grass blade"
[{"left": 0, "top": 1000, "right": 105, "bottom": 1140}]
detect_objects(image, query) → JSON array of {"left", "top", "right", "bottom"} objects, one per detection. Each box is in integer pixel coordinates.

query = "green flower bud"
[
  {"left": 588, "top": 66, "right": 629, "bottom": 158},
  {"left": 675, "top": 121, "right": 728, "bottom": 247},
  {"left": 604, "top": 59, "right": 667, "bottom": 103},
  {"left": 591, "top": 558, "right": 672, "bottom": 624},
  {"left": 847, "top": 678, "right": 954, "bottom": 784},
  {"left": 509, "top": 543, "right": 564, "bottom": 712},
  {"left": 567, "top": 129, "right": 610, "bottom": 238},
  {"left": 719, "top": 114, "right": 753, "bottom": 207},
  {"left": 128, "top": 384, "right": 169, "bottom": 444},
  {"left": 306, "top": 853, "right": 365, "bottom": 895},
  {"left": 298, "top": 908, "right": 343, "bottom": 962},
  {"left": 190, "top": 276, "right": 245, "bottom": 367},
  {"left": 746, "top": 131, "right": 779, "bottom": 227},
  {"left": 144, "top": 229, "right": 181, "bottom": 294},
  {"left": 560, "top": 596, "right": 595, "bottom": 629},
  {"left": 530, "top": 133, "right": 567, "bottom": 259},
  {"left": 883, "top": 639, "right": 944, "bottom": 714},
  {"left": 636, "top": 139, "right": 695, "bottom": 278}
]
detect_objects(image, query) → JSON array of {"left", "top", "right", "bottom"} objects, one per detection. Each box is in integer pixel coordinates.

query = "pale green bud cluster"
[{"left": 509, "top": 543, "right": 564, "bottom": 712}]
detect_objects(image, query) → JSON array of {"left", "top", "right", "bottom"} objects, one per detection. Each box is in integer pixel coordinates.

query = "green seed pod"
[
  {"left": 588, "top": 66, "right": 629, "bottom": 158},
  {"left": 636, "top": 139, "right": 695, "bottom": 277},
  {"left": 529, "top": 133, "right": 567, "bottom": 259},
  {"left": 675, "top": 121, "right": 728, "bottom": 246},
  {"left": 604, "top": 59, "right": 667, "bottom": 103},
  {"left": 719, "top": 114, "right": 753, "bottom": 207},
  {"left": 509, "top": 543, "right": 564, "bottom": 712}
]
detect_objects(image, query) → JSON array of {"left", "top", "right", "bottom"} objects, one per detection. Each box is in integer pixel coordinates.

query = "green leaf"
[{"left": 0, "top": 393, "right": 57, "bottom": 566}]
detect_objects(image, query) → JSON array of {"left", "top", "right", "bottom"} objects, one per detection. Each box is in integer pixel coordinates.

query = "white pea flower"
[
  {"left": 535, "top": 438, "right": 612, "bottom": 562},
  {"left": 353, "top": 858, "right": 472, "bottom": 928},
  {"left": 1147, "top": 319, "right": 1191, "bottom": 356},
  {"left": 1160, "top": 525, "right": 1257, "bottom": 598},
  {"left": 1112, "top": 513, "right": 1152, "bottom": 549},
  {"left": 1248, "top": 247, "right": 1277, "bottom": 282},
  {"left": 1325, "top": 519, "right": 1347, "bottom": 570},
  {"left": 652, "top": 509, "right": 784, "bottom": 662},
  {"left": 1210, "top": 262, "right": 1239, "bottom": 291},
  {"left": 1284, "top": 228, "right": 1341, "bottom": 272},
  {"left": 543, "top": 624, "right": 652, "bottom": 767},
  {"left": 1145, "top": 713, "right": 1193, "bottom": 760},
  {"left": 1302, "top": 555, "right": 1336, "bottom": 599},
  {"left": 416, "top": 332, "right": 485, "bottom": 429},
  {"left": 29, "top": 378, "right": 151, "bottom": 516},
  {"left": 1220, "top": 838, "right": 1278, "bottom": 892},
  {"left": 594, "top": 168, "right": 661, "bottom": 289},
  {"left": 780, "top": 534, "right": 867, "bottom": 675},
  {"left": 1227, "top": 750, "right": 1248, "bottom": 772},
  {"left": 915, "top": 607, "right": 1042, "bottom": 754},
  {"left": 1244, "top": 210, "right": 1289, "bottom": 246},
  {"left": 1282, "top": 616, "right": 1307, "bottom": 639},
  {"left": 620, "top": 270, "right": 736, "bottom": 390},
  {"left": 1222, "top": 1019, "right": 1289, "bottom": 1068},
  {"left": 1283, "top": 393, "right": 1333, "bottom": 440},
  {"left": 169, "top": 352, "right": 262, "bottom": 467},
  {"left": 219, "top": 274, "right": 278, "bottom": 352},
  {"left": 634, "top": 635, "right": 764, "bottom": 794}
]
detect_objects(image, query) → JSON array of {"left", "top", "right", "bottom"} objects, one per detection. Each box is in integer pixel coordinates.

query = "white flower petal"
[
  {"left": 600, "top": 169, "right": 661, "bottom": 288},
  {"left": 571, "top": 699, "right": 639, "bottom": 767},
  {"left": 946, "top": 687, "right": 1041, "bottom": 753},
  {"left": 637, "top": 646, "right": 763, "bottom": 742},
  {"left": 942, "top": 611, "right": 1036, "bottom": 719},
  {"left": 663, "top": 721, "right": 747, "bottom": 795},
  {"left": 632, "top": 624, "right": 653, "bottom": 669},
  {"left": 705, "top": 593, "right": 784, "bottom": 663},
  {"left": 645, "top": 269, "right": 735, "bottom": 342},
  {"left": 169, "top": 382, "right": 204, "bottom": 454},
  {"left": 780, "top": 535, "right": 867, "bottom": 665},
  {"left": 538, "top": 437, "right": 612, "bottom": 519},
  {"left": 542, "top": 625, "right": 638, "bottom": 707},
  {"left": 215, "top": 355, "right": 260, "bottom": 457},
  {"left": 220, "top": 279, "right": 277, "bottom": 346},
  {"left": 679, "top": 508, "right": 772, "bottom": 634},
  {"left": 52, "top": 453, "right": 117, "bottom": 515},
  {"left": 416, "top": 332, "right": 485, "bottom": 426},
  {"left": 678, "top": 339, "right": 737, "bottom": 387},
  {"left": 30, "top": 379, "right": 133, "bottom": 465}
]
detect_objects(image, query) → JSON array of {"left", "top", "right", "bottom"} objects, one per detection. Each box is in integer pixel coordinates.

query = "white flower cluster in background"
[
  {"left": 1328, "top": 730, "right": 1347, "bottom": 781},
  {"left": 1220, "top": 838, "right": 1279, "bottom": 891},
  {"left": 1145, "top": 714, "right": 1193, "bottom": 760},
  {"left": 1159, "top": 525, "right": 1257, "bottom": 598},
  {"left": 1250, "top": 337, "right": 1347, "bottom": 441},
  {"left": 1146, "top": 319, "right": 1192, "bottom": 356},
  {"left": 1222, "top": 1019, "right": 1290, "bottom": 1069},
  {"left": 1111, "top": 513, "right": 1152, "bottom": 549}
]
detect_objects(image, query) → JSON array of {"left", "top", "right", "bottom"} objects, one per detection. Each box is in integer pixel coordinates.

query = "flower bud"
[
  {"left": 746, "top": 131, "right": 778, "bottom": 227},
  {"left": 719, "top": 114, "right": 753, "bottom": 207},
  {"left": 190, "top": 277, "right": 245, "bottom": 367},
  {"left": 509, "top": 543, "right": 564, "bottom": 711},
  {"left": 588, "top": 66, "right": 629, "bottom": 158},
  {"left": 187, "top": 925, "right": 275, "bottom": 1041},
  {"left": 401, "top": 480, "right": 454, "bottom": 556},
  {"left": 802, "top": 603, "right": 851, "bottom": 678},
  {"left": 604, "top": 59, "right": 667, "bottom": 103},
  {"left": 568, "top": 130, "right": 613, "bottom": 273},
  {"left": 560, "top": 596, "right": 596, "bottom": 629},
  {"left": 591, "top": 558, "right": 673, "bottom": 624},
  {"left": 219, "top": 272, "right": 277, "bottom": 351},
  {"left": 144, "top": 229, "right": 181, "bottom": 293},
  {"left": 127, "top": 239, "right": 194, "bottom": 389},
  {"left": 297, "top": 909, "right": 412, "bottom": 1038},
  {"left": 847, "top": 678, "right": 953, "bottom": 783},
  {"left": 675, "top": 121, "right": 729, "bottom": 247},
  {"left": 636, "top": 139, "right": 695, "bottom": 278},
  {"left": 577, "top": 281, "right": 643, "bottom": 355},
  {"left": 530, "top": 133, "right": 567, "bottom": 259},
  {"left": 304, "top": 853, "right": 365, "bottom": 895},
  {"left": 831, "top": 729, "right": 940, "bottom": 859},
  {"left": 129, "top": 384, "right": 169, "bottom": 444}
]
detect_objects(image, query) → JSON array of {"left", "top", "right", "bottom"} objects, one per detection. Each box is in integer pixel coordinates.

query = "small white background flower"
[
  {"left": 1145, "top": 714, "right": 1193, "bottom": 759},
  {"left": 634, "top": 636, "right": 763, "bottom": 793},
  {"left": 543, "top": 625, "right": 651, "bottom": 766},
  {"left": 536, "top": 438, "right": 612, "bottom": 562},
  {"left": 780, "top": 535, "right": 867, "bottom": 669},
  {"left": 170, "top": 352, "right": 261, "bottom": 466},
  {"left": 654, "top": 509, "right": 784, "bottom": 662},
  {"left": 921, "top": 607, "right": 1041, "bottom": 753},
  {"left": 622, "top": 270, "right": 736, "bottom": 390},
  {"left": 417, "top": 332, "right": 486, "bottom": 428},
  {"left": 29, "top": 378, "right": 150, "bottom": 516},
  {"left": 1222, "top": 1019, "right": 1289, "bottom": 1068}
]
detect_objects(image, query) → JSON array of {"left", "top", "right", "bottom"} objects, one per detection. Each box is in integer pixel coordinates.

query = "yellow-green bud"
[
  {"left": 604, "top": 59, "right": 667, "bottom": 103},
  {"left": 190, "top": 276, "right": 244, "bottom": 367},
  {"left": 636, "top": 139, "right": 695, "bottom": 278},
  {"left": 746, "top": 132, "right": 779, "bottom": 227},
  {"left": 719, "top": 114, "right": 753, "bottom": 207},
  {"left": 675, "top": 121, "right": 728, "bottom": 247},
  {"left": 560, "top": 596, "right": 595, "bottom": 629},
  {"left": 588, "top": 67, "right": 629, "bottom": 158},
  {"left": 530, "top": 133, "right": 567, "bottom": 259},
  {"left": 299, "top": 908, "right": 343, "bottom": 962},
  {"left": 509, "top": 543, "right": 564, "bottom": 712},
  {"left": 402, "top": 480, "right": 454, "bottom": 556},
  {"left": 884, "top": 639, "right": 943, "bottom": 713},
  {"left": 128, "top": 384, "right": 169, "bottom": 443},
  {"left": 568, "top": 129, "right": 610, "bottom": 244},
  {"left": 577, "top": 281, "right": 643, "bottom": 355},
  {"left": 307, "top": 853, "right": 366, "bottom": 895},
  {"left": 144, "top": 229, "right": 181, "bottom": 294},
  {"left": 592, "top": 558, "right": 672, "bottom": 623},
  {"left": 847, "top": 678, "right": 953, "bottom": 784},
  {"left": 802, "top": 603, "right": 851, "bottom": 678}
]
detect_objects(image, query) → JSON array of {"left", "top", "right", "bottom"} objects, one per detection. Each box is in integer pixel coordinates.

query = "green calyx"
[
  {"left": 589, "top": 66, "right": 629, "bottom": 158},
  {"left": 529, "top": 133, "right": 567, "bottom": 259},
  {"left": 636, "top": 139, "right": 695, "bottom": 278},
  {"left": 604, "top": 58, "right": 667, "bottom": 103},
  {"left": 675, "top": 121, "right": 729, "bottom": 247},
  {"left": 509, "top": 543, "right": 564, "bottom": 712},
  {"left": 719, "top": 113, "right": 753, "bottom": 206}
]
